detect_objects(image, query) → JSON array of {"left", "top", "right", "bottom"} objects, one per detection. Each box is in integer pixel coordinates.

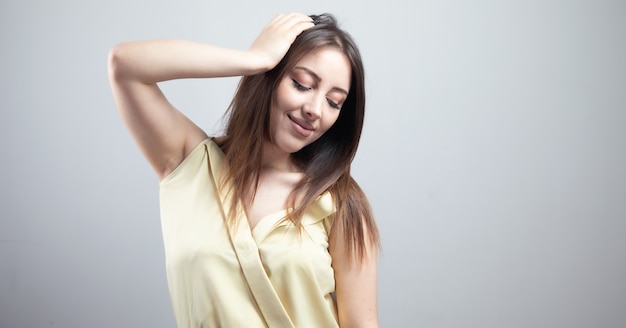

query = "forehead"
[{"left": 291, "top": 47, "right": 352, "bottom": 91}]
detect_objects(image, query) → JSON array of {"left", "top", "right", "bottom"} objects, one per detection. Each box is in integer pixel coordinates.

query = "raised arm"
[{"left": 107, "top": 13, "right": 314, "bottom": 179}]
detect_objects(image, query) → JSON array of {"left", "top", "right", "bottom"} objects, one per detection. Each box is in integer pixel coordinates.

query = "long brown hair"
[{"left": 219, "top": 13, "right": 379, "bottom": 263}]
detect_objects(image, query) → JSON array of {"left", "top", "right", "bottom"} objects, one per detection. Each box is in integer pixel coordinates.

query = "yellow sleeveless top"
[{"left": 159, "top": 139, "right": 339, "bottom": 328}]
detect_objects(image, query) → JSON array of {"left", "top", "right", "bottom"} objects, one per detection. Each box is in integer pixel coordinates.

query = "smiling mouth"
[{"left": 288, "top": 114, "right": 314, "bottom": 137}]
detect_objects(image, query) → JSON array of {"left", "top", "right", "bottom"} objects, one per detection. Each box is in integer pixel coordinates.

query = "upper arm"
[
  {"left": 108, "top": 45, "right": 207, "bottom": 179},
  {"left": 330, "top": 222, "right": 379, "bottom": 328}
]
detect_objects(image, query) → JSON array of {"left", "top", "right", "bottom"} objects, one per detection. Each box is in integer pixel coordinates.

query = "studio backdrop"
[{"left": 1, "top": 0, "right": 625, "bottom": 327}]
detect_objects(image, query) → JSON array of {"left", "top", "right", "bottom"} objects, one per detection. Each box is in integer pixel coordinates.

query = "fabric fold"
[
  {"left": 160, "top": 139, "right": 340, "bottom": 327},
  {"left": 204, "top": 142, "right": 295, "bottom": 328}
]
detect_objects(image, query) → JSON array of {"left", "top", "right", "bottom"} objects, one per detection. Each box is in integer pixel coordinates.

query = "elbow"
[{"left": 107, "top": 43, "right": 130, "bottom": 82}]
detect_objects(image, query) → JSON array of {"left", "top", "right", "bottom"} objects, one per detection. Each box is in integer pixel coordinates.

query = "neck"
[{"left": 261, "top": 142, "right": 301, "bottom": 173}]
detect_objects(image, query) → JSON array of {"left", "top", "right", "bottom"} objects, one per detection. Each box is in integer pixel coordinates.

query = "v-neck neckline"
[
  {"left": 247, "top": 209, "right": 288, "bottom": 243},
  {"left": 205, "top": 138, "right": 334, "bottom": 245}
]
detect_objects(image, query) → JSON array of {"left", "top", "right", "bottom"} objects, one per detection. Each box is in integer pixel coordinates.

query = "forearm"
[{"left": 108, "top": 39, "right": 269, "bottom": 84}]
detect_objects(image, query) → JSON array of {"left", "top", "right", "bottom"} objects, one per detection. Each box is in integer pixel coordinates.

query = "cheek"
[
  {"left": 320, "top": 111, "right": 341, "bottom": 133},
  {"left": 270, "top": 84, "right": 290, "bottom": 127},
  {"left": 274, "top": 80, "right": 299, "bottom": 109}
]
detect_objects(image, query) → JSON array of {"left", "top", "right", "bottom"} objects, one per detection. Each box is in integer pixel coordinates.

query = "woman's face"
[{"left": 269, "top": 46, "right": 351, "bottom": 154}]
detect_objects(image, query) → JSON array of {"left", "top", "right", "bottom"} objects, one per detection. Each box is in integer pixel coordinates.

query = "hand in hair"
[{"left": 248, "top": 13, "right": 314, "bottom": 72}]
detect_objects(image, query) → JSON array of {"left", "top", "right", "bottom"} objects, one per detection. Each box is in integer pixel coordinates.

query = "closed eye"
[
  {"left": 327, "top": 98, "right": 341, "bottom": 110},
  {"left": 292, "top": 79, "right": 311, "bottom": 91}
]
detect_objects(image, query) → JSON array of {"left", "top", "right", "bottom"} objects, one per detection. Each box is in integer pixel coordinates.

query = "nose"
[{"left": 303, "top": 94, "right": 323, "bottom": 120}]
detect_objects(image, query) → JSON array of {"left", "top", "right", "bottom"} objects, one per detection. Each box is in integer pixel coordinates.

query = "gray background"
[{"left": 1, "top": 0, "right": 625, "bottom": 327}]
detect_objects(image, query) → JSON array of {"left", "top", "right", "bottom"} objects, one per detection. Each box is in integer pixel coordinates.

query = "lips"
[{"left": 288, "top": 114, "right": 315, "bottom": 137}]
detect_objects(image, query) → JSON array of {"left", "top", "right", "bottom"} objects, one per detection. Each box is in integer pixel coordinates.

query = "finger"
[
  {"left": 269, "top": 12, "right": 313, "bottom": 33},
  {"left": 274, "top": 12, "right": 311, "bottom": 26},
  {"left": 281, "top": 14, "right": 314, "bottom": 37},
  {"left": 285, "top": 12, "right": 314, "bottom": 29}
]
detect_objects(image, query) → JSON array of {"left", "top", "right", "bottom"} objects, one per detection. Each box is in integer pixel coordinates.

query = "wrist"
[{"left": 242, "top": 50, "right": 275, "bottom": 75}]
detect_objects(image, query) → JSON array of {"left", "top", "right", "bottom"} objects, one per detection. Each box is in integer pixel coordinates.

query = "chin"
[
  {"left": 286, "top": 144, "right": 307, "bottom": 154},
  {"left": 277, "top": 140, "right": 309, "bottom": 154},
  {"left": 271, "top": 132, "right": 318, "bottom": 155}
]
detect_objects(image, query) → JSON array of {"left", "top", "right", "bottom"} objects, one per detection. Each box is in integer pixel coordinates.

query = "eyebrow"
[{"left": 293, "top": 66, "right": 349, "bottom": 95}]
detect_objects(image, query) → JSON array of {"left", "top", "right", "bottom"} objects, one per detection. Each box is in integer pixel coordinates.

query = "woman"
[{"left": 108, "top": 13, "right": 379, "bottom": 328}]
